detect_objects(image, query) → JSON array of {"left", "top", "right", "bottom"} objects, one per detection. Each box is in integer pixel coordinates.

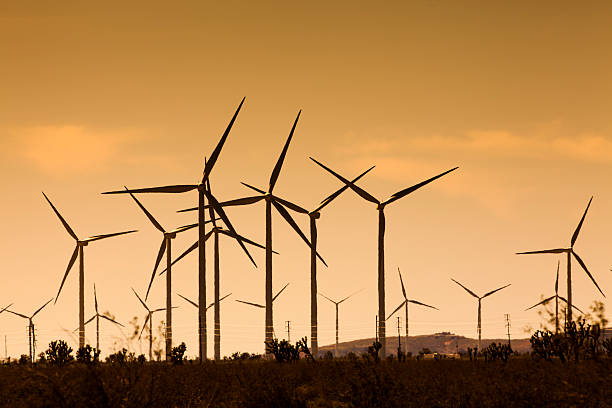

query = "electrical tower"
[{"left": 505, "top": 314, "right": 511, "bottom": 347}]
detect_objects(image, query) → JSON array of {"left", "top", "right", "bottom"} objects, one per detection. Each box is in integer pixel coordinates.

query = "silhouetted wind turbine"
[
  {"left": 124, "top": 188, "right": 204, "bottom": 360},
  {"left": 43, "top": 192, "right": 137, "bottom": 349},
  {"left": 6, "top": 299, "right": 53, "bottom": 363},
  {"left": 83, "top": 284, "right": 123, "bottom": 351},
  {"left": 301, "top": 165, "right": 375, "bottom": 357},
  {"left": 311, "top": 158, "right": 458, "bottom": 356},
  {"left": 235, "top": 283, "right": 290, "bottom": 342},
  {"left": 517, "top": 197, "right": 605, "bottom": 323},
  {"left": 103, "top": 98, "right": 247, "bottom": 361},
  {"left": 319, "top": 290, "right": 362, "bottom": 357},
  {"left": 386, "top": 268, "right": 438, "bottom": 354},
  {"left": 180, "top": 112, "right": 324, "bottom": 351},
  {"left": 525, "top": 261, "right": 584, "bottom": 333},
  {"left": 132, "top": 288, "right": 169, "bottom": 362},
  {"left": 451, "top": 279, "right": 510, "bottom": 350}
]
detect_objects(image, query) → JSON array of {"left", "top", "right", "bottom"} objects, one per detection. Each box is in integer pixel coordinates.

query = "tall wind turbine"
[
  {"left": 124, "top": 188, "right": 205, "bottom": 360},
  {"left": 310, "top": 158, "right": 458, "bottom": 356},
  {"left": 6, "top": 299, "right": 53, "bottom": 363},
  {"left": 43, "top": 192, "right": 137, "bottom": 349},
  {"left": 525, "top": 261, "right": 584, "bottom": 333},
  {"left": 386, "top": 267, "right": 438, "bottom": 354},
  {"left": 299, "top": 165, "right": 375, "bottom": 357},
  {"left": 235, "top": 283, "right": 290, "bottom": 342},
  {"left": 83, "top": 284, "right": 124, "bottom": 351},
  {"left": 132, "top": 288, "right": 168, "bottom": 361},
  {"left": 451, "top": 279, "right": 510, "bottom": 350},
  {"left": 319, "top": 290, "right": 361, "bottom": 357},
  {"left": 180, "top": 111, "right": 324, "bottom": 350},
  {"left": 103, "top": 98, "right": 247, "bottom": 361},
  {"left": 517, "top": 197, "right": 605, "bottom": 323}
]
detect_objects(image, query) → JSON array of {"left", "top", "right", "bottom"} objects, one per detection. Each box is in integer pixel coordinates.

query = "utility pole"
[
  {"left": 4, "top": 335, "right": 6, "bottom": 361},
  {"left": 505, "top": 314, "right": 511, "bottom": 348},
  {"left": 396, "top": 317, "right": 401, "bottom": 358},
  {"left": 375, "top": 315, "right": 378, "bottom": 343},
  {"left": 285, "top": 321, "right": 291, "bottom": 343}
]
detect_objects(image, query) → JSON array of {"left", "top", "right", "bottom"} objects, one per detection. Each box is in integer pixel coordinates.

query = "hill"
[{"left": 319, "top": 332, "right": 531, "bottom": 355}]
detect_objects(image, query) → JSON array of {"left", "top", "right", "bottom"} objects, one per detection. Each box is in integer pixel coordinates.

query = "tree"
[{"left": 46, "top": 340, "right": 74, "bottom": 366}]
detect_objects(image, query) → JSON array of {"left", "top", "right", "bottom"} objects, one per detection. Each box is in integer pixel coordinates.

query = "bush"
[
  {"left": 170, "top": 342, "right": 187, "bottom": 365},
  {"left": 482, "top": 343, "right": 512, "bottom": 362},
  {"left": 367, "top": 341, "right": 382, "bottom": 362},
  {"left": 46, "top": 340, "right": 74, "bottom": 366},
  {"left": 18, "top": 354, "right": 29, "bottom": 365},
  {"left": 265, "top": 339, "right": 300, "bottom": 363},
  {"left": 106, "top": 348, "right": 135, "bottom": 364},
  {"left": 530, "top": 320, "right": 602, "bottom": 362},
  {"left": 76, "top": 345, "right": 100, "bottom": 365}
]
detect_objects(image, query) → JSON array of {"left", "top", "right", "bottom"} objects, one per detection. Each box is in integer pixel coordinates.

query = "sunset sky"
[{"left": 1, "top": 1, "right": 611, "bottom": 358}]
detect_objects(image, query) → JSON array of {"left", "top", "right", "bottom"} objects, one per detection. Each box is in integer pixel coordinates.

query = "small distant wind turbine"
[
  {"left": 319, "top": 290, "right": 362, "bottom": 357},
  {"left": 310, "top": 158, "right": 458, "bottom": 356},
  {"left": 82, "top": 284, "right": 124, "bottom": 351},
  {"left": 386, "top": 268, "right": 438, "bottom": 354},
  {"left": 177, "top": 293, "right": 232, "bottom": 311},
  {"left": 235, "top": 283, "right": 290, "bottom": 342},
  {"left": 6, "top": 299, "right": 53, "bottom": 363},
  {"left": 43, "top": 192, "right": 137, "bottom": 349},
  {"left": 525, "top": 261, "right": 584, "bottom": 333},
  {"left": 103, "top": 97, "right": 247, "bottom": 362},
  {"left": 132, "top": 288, "right": 169, "bottom": 362},
  {"left": 451, "top": 279, "right": 510, "bottom": 350},
  {"left": 517, "top": 197, "right": 605, "bottom": 323}
]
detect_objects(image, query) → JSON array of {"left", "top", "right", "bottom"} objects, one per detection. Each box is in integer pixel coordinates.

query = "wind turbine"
[
  {"left": 82, "top": 284, "right": 124, "bottom": 351},
  {"left": 6, "top": 299, "right": 53, "bottom": 363},
  {"left": 103, "top": 98, "right": 247, "bottom": 361},
  {"left": 451, "top": 279, "right": 511, "bottom": 350},
  {"left": 123, "top": 188, "right": 207, "bottom": 360},
  {"left": 235, "top": 283, "right": 290, "bottom": 342},
  {"left": 43, "top": 192, "right": 137, "bottom": 349},
  {"left": 310, "top": 158, "right": 458, "bottom": 356},
  {"left": 319, "top": 290, "right": 362, "bottom": 357},
  {"left": 132, "top": 288, "right": 169, "bottom": 362},
  {"left": 516, "top": 197, "right": 605, "bottom": 323},
  {"left": 386, "top": 268, "right": 438, "bottom": 354},
  {"left": 180, "top": 111, "right": 324, "bottom": 351},
  {"left": 525, "top": 261, "right": 584, "bottom": 333}
]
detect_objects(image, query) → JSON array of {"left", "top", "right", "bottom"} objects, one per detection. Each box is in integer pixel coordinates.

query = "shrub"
[
  {"left": 76, "top": 344, "right": 100, "bottom": 364},
  {"left": 265, "top": 338, "right": 300, "bottom": 363},
  {"left": 18, "top": 354, "right": 29, "bottom": 365},
  {"left": 367, "top": 341, "right": 382, "bottom": 362},
  {"left": 46, "top": 340, "right": 74, "bottom": 366},
  {"left": 530, "top": 320, "right": 602, "bottom": 362},
  {"left": 482, "top": 343, "right": 512, "bottom": 362},
  {"left": 170, "top": 342, "right": 187, "bottom": 365},
  {"left": 106, "top": 348, "right": 135, "bottom": 364}
]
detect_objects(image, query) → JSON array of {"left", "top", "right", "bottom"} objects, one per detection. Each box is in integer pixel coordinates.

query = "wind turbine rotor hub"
[
  {"left": 165, "top": 232, "right": 177, "bottom": 239},
  {"left": 197, "top": 184, "right": 205, "bottom": 192},
  {"left": 78, "top": 241, "right": 88, "bottom": 247},
  {"left": 310, "top": 212, "right": 321, "bottom": 219},
  {"left": 377, "top": 203, "right": 386, "bottom": 211}
]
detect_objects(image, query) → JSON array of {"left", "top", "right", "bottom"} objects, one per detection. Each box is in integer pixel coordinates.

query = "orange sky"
[{"left": 1, "top": 1, "right": 611, "bottom": 358}]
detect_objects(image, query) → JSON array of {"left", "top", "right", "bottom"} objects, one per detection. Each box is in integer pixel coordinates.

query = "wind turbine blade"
[
  {"left": 382, "top": 167, "right": 459, "bottom": 206},
  {"left": 314, "top": 165, "right": 376, "bottom": 213},
  {"left": 516, "top": 248, "right": 569, "bottom": 255},
  {"left": 55, "top": 245, "right": 79, "bottom": 303},
  {"left": 555, "top": 261, "right": 560, "bottom": 293},
  {"left": 202, "top": 97, "right": 246, "bottom": 182},
  {"left": 6, "top": 309, "right": 29, "bottom": 319},
  {"left": 125, "top": 187, "right": 165, "bottom": 233},
  {"left": 85, "top": 229, "right": 138, "bottom": 243},
  {"left": 241, "top": 182, "right": 266, "bottom": 195},
  {"left": 178, "top": 196, "right": 264, "bottom": 213},
  {"left": 177, "top": 293, "right": 199, "bottom": 308},
  {"left": 269, "top": 111, "right": 300, "bottom": 192},
  {"left": 572, "top": 251, "right": 605, "bottom": 297},
  {"left": 235, "top": 299, "right": 265, "bottom": 309},
  {"left": 482, "top": 284, "right": 511, "bottom": 298},
  {"left": 310, "top": 157, "right": 380, "bottom": 205},
  {"left": 42, "top": 192, "right": 78, "bottom": 240},
  {"left": 272, "top": 199, "right": 327, "bottom": 266},
  {"left": 100, "top": 314, "right": 124, "bottom": 327},
  {"left": 558, "top": 296, "right": 585, "bottom": 314},
  {"left": 407, "top": 299, "right": 439, "bottom": 310},
  {"left": 146, "top": 239, "right": 167, "bottom": 300},
  {"left": 139, "top": 314, "right": 150, "bottom": 339},
  {"left": 93, "top": 284, "right": 99, "bottom": 314},
  {"left": 171, "top": 223, "right": 199, "bottom": 234},
  {"left": 205, "top": 293, "right": 232, "bottom": 311},
  {"left": 338, "top": 288, "right": 364, "bottom": 304},
  {"left": 0, "top": 303, "right": 13, "bottom": 314},
  {"left": 83, "top": 315, "right": 96, "bottom": 326},
  {"left": 217, "top": 229, "right": 267, "bottom": 251},
  {"left": 386, "top": 301, "right": 407, "bottom": 320},
  {"left": 160, "top": 240, "right": 202, "bottom": 275},
  {"left": 525, "top": 296, "right": 556, "bottom": 311},
  {"left": 131, "top": 288, "right": 150, "bottom": 312},
  {"left": 571, "top": 196, "right": 593, "bottom": 247},
  {"left": 273, "top": 195, "right": 309, "bottom": 214},
  {"left": 398, "top": 267, "right": 407, "bottom": 300},
  {"left": 103, "top": 185, "right": 198, "bottom": 194},
  {"left": 450, "top": 278, "right": 479, "bottom": 298},
  {"left": 31, "top": 298, "right": 54, "bottom": 318},
  {"left": 318, "top": 292, "right": 336, "bottom": 304},
  {"left": 205, "top": 190, "right": 257, "bottom": 267},
  {"left": 273, "top": 283, "right": 290, "bottom": 301},
  {"left": 177, "top": 206, "right": 198, "bottom": 213}
]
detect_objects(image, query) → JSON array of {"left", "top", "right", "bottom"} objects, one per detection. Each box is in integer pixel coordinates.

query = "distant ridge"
[{"left": 319, "top": 332, "right": 531, "bottom": 355}]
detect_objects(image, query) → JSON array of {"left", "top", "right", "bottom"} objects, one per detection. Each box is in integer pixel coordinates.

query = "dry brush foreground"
[{"left": 0, "top": 358, "right": 610, "bottom": 407}]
